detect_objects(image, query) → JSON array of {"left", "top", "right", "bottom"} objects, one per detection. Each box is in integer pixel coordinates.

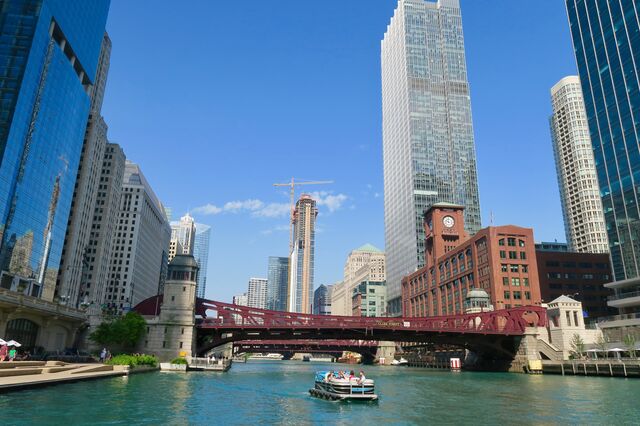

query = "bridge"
[
  {"left": 235, "top": 339, "right": 378, "bottom": 360},
  {"left": 194, "top": 299, "right": 547, "bottom": 370}
]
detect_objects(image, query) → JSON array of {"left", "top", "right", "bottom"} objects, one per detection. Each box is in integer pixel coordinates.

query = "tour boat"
[
  {"left": 391, "top": 357, "right": 408, "bottom": 366},
  {"left": 309, "top": 371, "right": 378, "bottom": 401},
  {"left": 247, "top": 353, "right": 284, "bottom": 361}
]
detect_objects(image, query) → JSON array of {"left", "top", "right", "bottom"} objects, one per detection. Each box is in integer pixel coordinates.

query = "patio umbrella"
[
  {"left": 608, "top": 348, "right": 625, "bottom": 352},
  {"left": 586, "top": 348, "right": 602, "bottom": 352},
  {"left": 6, "top": 340, "right": 21, "bottom": 347},
  {"left": 0, "top": 339, "right": 6, "bottom": 345}
]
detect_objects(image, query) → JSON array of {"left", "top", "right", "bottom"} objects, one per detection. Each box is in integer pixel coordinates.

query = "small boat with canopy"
[{"left": 309, "top": 371, "right": 378, "bottom": 401}]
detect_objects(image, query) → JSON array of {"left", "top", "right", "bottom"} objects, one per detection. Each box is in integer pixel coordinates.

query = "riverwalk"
[{"left": 0, "top": 361, "right": 132, "bottom": 392}]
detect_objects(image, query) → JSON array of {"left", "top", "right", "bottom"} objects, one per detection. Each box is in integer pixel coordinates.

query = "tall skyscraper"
[
  {"left": 288, "top": 195, "right": 317, "bottom": 313},
  {"left": 193, "top": 223, "right": 211, "bottom": 299},
  {"left": 56, "top": 33, "right": 112, "bottom": 307},
  {"left": 549, "top": 76, "right": 608, "bottom": 254},
  {"left": 566, "top": 0, "right": 640, "bottom": 329},
  {"left": 247, "top": 277, "right": 268, "bottom": 309},
  {"left": 84, "top": 143, "right": 125, "bottom": 321},
  {"left": 381, "top": 0, "right": 481, "bottom": 315},
  {"left": 0, "top": 0, "right": 111, "bottom": 302},
  {"left": 267, "top": 256, "right": 288, "bottom": 311},
  {"left": 104, "top": 161, "right": 171, "bottom": 312},
  {"left": 169, "top": 213, "right": 196, "bottom": 260}
]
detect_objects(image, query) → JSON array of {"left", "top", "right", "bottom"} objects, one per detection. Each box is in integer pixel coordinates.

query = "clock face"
[{"left": 443, "top": 215, "right": 455, "bottom": 228}]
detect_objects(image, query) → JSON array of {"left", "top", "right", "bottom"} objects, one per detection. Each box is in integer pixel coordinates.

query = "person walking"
[
  {"left": 100, "top": 348, "right": 107, "bottom": 363},
  {"left": 0, "top": 344, "right": 7, "bottom": 361},
  {"left": 8, "top": 346, "right": 16, "bottom": 361}
]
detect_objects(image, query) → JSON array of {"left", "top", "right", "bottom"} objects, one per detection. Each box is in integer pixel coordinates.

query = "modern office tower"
[
  {"left": 313, "top": 284, "right": 333, "bottom": 315},
  {"left": 193, "top": 223, "right": 211, "bottom": 299},
  {"left": 288, "top": 195, "right": 318, "bottom": 313},
  {"left": 104, "top": 161, "right": 171, "bottom": 312},
  {"left": 332, "top": 244, "right": 386, "bottom": 316},
  {"left": 247, "top": 277, "right": 268, "bottom": 309},
  {"left": 56, "top": 33, "right": 112, "bottom": 307},
  {"left": 549, "top": 76, "right": 608, "bottom": 254},
  {"left": 381, "top": 0, "right": 481, "bottom": 315},
  {"left": 0, "top": 0, "right": 111, "bottom": 302},
  {"left": 267, "top": 256, "right": 289, "bottom": 311},
  {"left": 232, "top": 293, "right": 248, "bottom": 306},
  {"left": 84, "top": 143, "right": 125, "bottom": 321},
  {"left": 169, "top": 213, "right": 196, "bottom": 261},
  {"left": 566, "top": 0, "right": 640, "bottom": 330}
]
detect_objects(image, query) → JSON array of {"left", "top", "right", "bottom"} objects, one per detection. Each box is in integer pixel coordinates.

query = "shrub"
[
  {"left": 171, "top": 357, "right": 188, "bottom": 365},
  {"left": 106, "top": 354, "right": 158, "bottom": 368}
]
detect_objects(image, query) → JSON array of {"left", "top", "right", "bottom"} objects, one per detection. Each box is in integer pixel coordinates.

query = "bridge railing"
[{"left": 197, "top": 300, "right": 547, "bottom": 335}]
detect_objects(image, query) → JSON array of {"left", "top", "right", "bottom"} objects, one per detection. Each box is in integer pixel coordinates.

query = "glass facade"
[
  {"left": 193, "top": 223, "right": 211, "bottom": 299},
  {"left": 0, "top": 0, "right": 110, "bottom": 301},
  {"left": 566, "top": 0, "right": 640, "bottom": 281},
  {"left": 267, "top": 256, "right": 288, "bottom": 311},
  {"left": 288, "top": 195, "right": 317, "bottom": 313},
  {"left": 382, "top": 0, "right": 481, "bottom": 314}
]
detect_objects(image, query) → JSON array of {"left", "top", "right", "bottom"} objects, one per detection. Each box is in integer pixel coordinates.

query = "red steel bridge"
[
  {"left": 235, "top": 340, "right": 378, "bottom": 358},
  {"left": 195, "top": 299, "right": 547, "bottom": 367}
]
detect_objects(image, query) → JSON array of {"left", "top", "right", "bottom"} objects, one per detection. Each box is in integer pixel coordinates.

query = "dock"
[
  {"left": 0, "top": 361, "right": 134, "bottom": 392},
  {"left": 541, "top": 360, "right": 640, "bottom": 378}
]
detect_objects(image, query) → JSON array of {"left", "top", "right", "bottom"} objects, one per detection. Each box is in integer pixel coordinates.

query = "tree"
[
  {"left": 623, "top": 334, "right": 637, "bottom": 359},
  {"left": 90, "top": 312, "right": 147, "bottom": 350},
  {"left": 595, "top": 334, "right": 608, "bottom": 359},
  {"left": 569, "top": 333, "right": 585, "bottom": 359}
]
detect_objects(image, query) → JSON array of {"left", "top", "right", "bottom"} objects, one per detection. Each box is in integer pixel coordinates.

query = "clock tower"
[{"left": 424, "top": 203, "right": 469, "bottom": 270}]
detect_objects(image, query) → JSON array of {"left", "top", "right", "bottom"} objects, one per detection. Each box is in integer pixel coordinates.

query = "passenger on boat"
[
  {"left": 325, "top": 372, "right": 334, "bottom": 382},
  {"left": 357, "top": 370, "right": 366, "bottom": 385},
  {"left": 349, "top": 370, "right": 355, "bottom": 380},
  {"left": 339, "top": 371, "right": 347, "bottom": 380}
]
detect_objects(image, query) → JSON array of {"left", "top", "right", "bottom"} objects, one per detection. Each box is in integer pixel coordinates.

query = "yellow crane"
[{"left": 273, "top": 178, "right": 333, "bottom": 251}]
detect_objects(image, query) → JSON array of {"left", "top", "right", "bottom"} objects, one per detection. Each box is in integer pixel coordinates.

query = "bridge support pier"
[
  {"left": 375, "top": 341, "right": 396, "bottom": 365},
  {"left": 509, "top": 327, "right": 552, "bottom": 373}
]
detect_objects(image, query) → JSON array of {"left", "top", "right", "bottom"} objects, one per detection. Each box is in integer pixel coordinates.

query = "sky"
[{"left": 102, "top": 0, "right": 578, "bottom": 303}]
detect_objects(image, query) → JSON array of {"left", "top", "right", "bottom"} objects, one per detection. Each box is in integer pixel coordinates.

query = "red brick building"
[{"left": 402, "top": 203, "right": 542, "bottom": 317}]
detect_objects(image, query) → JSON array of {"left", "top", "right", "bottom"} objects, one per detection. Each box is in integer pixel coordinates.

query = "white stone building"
[
  {"left": 549, "top": 76, "right": 608, "bottom": 253},
  {"left": 247, "top": 277, "right": 268, "bottom": 309}
]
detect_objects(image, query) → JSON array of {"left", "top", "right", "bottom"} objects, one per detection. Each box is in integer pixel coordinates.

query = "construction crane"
[{"left": 273, "top": 178, "right": 333, "bottom": 251}]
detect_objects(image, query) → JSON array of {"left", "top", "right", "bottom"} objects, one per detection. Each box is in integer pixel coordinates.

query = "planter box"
[{"left": 159, "top": 363, "right": 187, "bottom": 371}]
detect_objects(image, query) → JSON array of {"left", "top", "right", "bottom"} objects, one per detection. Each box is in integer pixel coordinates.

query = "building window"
[
  {"left": 512, "top": 278, "right": 520, "bottom": 286},
  {"left": 171, "top": 295, "right": 175, "bottom": 301},
  {"left": 181, "top": 328, "right": 184, "bottom": 335},
  {"left": 162, "top": 341, "right": 166, "bottom": 348},
  {"left": 513, "top": 291, "right": 521, "bottom": 300},
  {"left": 503, "top": 277, "right": 509, "bottom": 286},
  {"left": 507, "top": 238, "right": 516, "bottom": 246},
  {"left": 499, "top": 239, "right": 505, "bottom": 246},
  {"left": 500, "top": 251, "right": 506, "bottom": 259},
  {"left": 501, "top": 264, "right": 508, "bottom": 272},
  {"left": 504, "top": 291, "right": 511, "bottom": 299},
  {"left": 518, "top": 239, "right": 525, "bottom": 247},
  {"left": 510, "top": 265, "right": 519, "bottom": 273},
  {"left": 179, "top": 342, "right": 183, "bottom": 349},
  {"left": 525, "top": 291, "right": 531, "bottom": 300},
  {"left": 509, "top": 251, "right": 517, "bottom": 259},
  {"left": 520, "top": 252, "right": 527, "bottom": 260},
  {"left": 522, "top": 265, "right": 528, "bottom": 273},
  {"left": 523, "top": 278, "right": 529, "bottom": 287}
]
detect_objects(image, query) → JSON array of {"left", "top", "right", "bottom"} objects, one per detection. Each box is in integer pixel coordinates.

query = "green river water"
[{"left": 1, "top": 361, "right": 637, "bottom": 425}]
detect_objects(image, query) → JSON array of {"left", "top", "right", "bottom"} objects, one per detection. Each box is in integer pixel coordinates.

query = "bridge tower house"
[{"left": 142, "top": 254, "right": 198, "bottom": 362}]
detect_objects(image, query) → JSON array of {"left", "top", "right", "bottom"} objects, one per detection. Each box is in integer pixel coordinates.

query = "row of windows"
[
  {"left": 499, "top": 250, "right": 527, "bottom": 260},
  {"left": 544, "top": 261, "right": 608, "bottom": 269},
  {"left": 546, "top": 272, "right": 610, "bottom": 280}
]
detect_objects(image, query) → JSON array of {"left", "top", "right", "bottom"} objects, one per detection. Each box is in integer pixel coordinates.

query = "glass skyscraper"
[
  {"left": 193, "top": 223, "right": 211, "bottom": 299},
  {"left": 267, "top": 256, "right": 288, "bottom": 311},
  {"left": 0, "top": 0, "right": 110, "bottom": 301},
  {"left": 288, "top": 195, "right": 317, "bottom": 313},
  {"left": 566, "top": 0, "right": 640, "bottom": 281},
  {"left": 382, "top": 0, "right": 481, "bottom": 314}
]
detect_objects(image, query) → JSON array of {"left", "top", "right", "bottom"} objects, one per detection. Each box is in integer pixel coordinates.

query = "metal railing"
[
  {"left": 189, "top": 357, "right": 231, "bottom": 368},
  {"left": 608, "top": 290, "right": 640, "bottom": 302}
]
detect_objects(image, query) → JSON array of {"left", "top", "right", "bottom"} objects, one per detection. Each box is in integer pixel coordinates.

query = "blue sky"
[{"left": 102, "top": 0, "right": 577, "bottom": 303}]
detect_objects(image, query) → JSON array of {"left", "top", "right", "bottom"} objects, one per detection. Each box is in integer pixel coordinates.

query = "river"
[{"left": 2, "top": 361, "right": 637, "bottom": 425}]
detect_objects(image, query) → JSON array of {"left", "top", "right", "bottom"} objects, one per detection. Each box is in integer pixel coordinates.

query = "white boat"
[
  {"left": 247, "top": 353, "right": 284, "bottom": 361},
  {"left": 309, "top": 356, "right": 334, "bottom": 362},
  {"left": 310, "top": 371, "right": 378, "bottom": 401},
  {"left": 391, "top": 357, "right": 408, "bottom": 366}
]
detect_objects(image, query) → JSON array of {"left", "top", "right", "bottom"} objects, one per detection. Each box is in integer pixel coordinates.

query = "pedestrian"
[
  {"left": 8, "top": 346, "right": 16, "bottom": 361},
  {"left": 100, "top": 348, "right": 107, "bottom": 363},
  {"left": 0, "top": 344, "right": 7, "bottom": 362}
]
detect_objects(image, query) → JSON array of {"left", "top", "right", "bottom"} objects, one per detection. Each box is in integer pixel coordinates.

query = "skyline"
[{"left": 102, "top": 0, "right": 578, "bottom": 303}]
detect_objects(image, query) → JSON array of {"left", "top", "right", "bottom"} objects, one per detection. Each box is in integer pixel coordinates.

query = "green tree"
[
  {"left": 569, "top": 333, "right": 585, "bottom": 359},
  {"left": 623, "top": 334, "right": 637, "bottom": 358},
  {"left": 90, "top": 312, "right": 146, "bottom": 349}
]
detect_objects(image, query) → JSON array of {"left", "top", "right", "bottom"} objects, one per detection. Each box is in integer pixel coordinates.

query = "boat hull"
[{"left": 309, "top": 387, "right": 378, "bottom": 401}]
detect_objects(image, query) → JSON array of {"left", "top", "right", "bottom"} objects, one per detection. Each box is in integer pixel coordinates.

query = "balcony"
[
  {"left": 596, "top": 312, "right": 640, "bottom": 329},
  {"left": 607, "top": 290, "right": 640, "bottom": 309}
]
